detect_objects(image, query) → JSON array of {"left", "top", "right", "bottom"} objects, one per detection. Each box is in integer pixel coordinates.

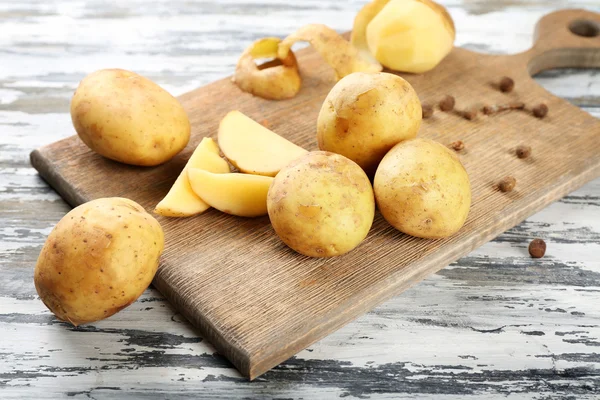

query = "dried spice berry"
[
  {"left": 458, "top": 108, "right": 477, "bottom": 120},
  {"left": 422, "top": 104, "right": 434, "bottom": 119},
  {"left": 499, "top": 76, "right": 515, "bottom": 93},
  {"left": 533, "top": 103, "right": 548, "bottom": 118},
  {"left": 528, "top": 238, "right": 546, "bottom": 258},
  {"left": 515, "top": 145, "right": 531, "bottom": 159},
  {"left": 450, "top": 140, "right": 464, "bottom": 151},
  {"left": 439, "top": 95, "right": 455, "bottom": 112},
  {"left": 498, "top": 176, "right": 516, "bottom": 192},
  {"left": 482, "top": 105, "right": 496, "bottom": 115}
]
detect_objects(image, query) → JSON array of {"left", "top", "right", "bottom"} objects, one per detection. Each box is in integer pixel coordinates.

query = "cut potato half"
[
  {"left": 154, "top": 138, "right": 230, "bottom": 217},
  {"left": 218, "top": 110, "right": 307, "bottom": 177},
  {"left": 188, "top": 169, "right": 273, "bottom": 217}
]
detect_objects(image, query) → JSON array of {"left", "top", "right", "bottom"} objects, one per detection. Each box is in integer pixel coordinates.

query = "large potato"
[
  {"left": 317, "top": 72, "right": 422, "bottom": 177},
  {"left": 34, "top": 197, "right": 164, "bottom": 326},
  {"left": 71, "top": 69, "right": 190, "bottom": 166},
  {"left": 374, "top": 138, "right": 471, "bottom": 238},
  {"left": 267, "top": 151, "right": 375, "bottom": 257}
]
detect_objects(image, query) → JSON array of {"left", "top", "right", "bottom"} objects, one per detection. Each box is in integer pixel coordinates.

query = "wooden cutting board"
[{"left": 30, "top": 9, "right": 600, "bottom": 380}]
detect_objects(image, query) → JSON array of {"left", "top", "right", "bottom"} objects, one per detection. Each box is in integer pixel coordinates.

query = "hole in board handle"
[{"left": 569, "top": 19, "right": 600, "bottom": 38}]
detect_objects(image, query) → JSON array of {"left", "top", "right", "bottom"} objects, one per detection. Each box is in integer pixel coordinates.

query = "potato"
[
  {"left": 71, "top": 68, "right": 190, "bottom": 166},
  {"left": 351, "top": 0, "right": 455, "bottom": 74},
  {"left": 278, "top": 24, "right": 382, "bottom": 81},
  {"left": 234, "top": 37, "right": 301, "bottom": 100},
  {"left": 374, "top": 138, "right": 471, "bottom": 239},
  {"left": 218, "top": 110, "right": 307, "bottom": 177},
  {"left": 34, "top": 197, "right": 164, "bottom": 326},
  {"left": 317, "top": 72, "right": 422, "bottom": 177},
  {"left": 154, "top": 138, "right": 230, "bottom": 217},
  {"left": 188, "top": 169, "right": 273, "bottom": 217},
  {"left": 267, "top": 151, "right": 375, "bottom": 257}
]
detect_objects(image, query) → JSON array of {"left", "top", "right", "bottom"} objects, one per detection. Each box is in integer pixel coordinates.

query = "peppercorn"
[
  {"left": 439, "top": 95, "right": 455, "bottom": 112},
  {"left": 533, "top": 103, "right": 548, "bottom": 118},
  {"left": 457, "top": 108, "right": 477, "bottom": 120},
  {"left": 515, "top": 145, "right": 531, "bottom": 159},
  {"left": 498, "top": 176, "right": 516, "bottom": 192},
  {"left": 499, "top": 76, "right": 515, "bottom": 93},
  {"left": 450, "top": 140, "right": 464, "bottom": 151},
  {"left": 422, "top": 104, "right": 434, "bottom": 119},
  {"left": 528, "top": 238, "right": 546, "bottom": 258}
]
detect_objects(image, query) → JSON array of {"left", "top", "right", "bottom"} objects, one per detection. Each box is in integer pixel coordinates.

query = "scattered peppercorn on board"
[{"left": 30, "top": 9, "right": 600, "bottom": 380}]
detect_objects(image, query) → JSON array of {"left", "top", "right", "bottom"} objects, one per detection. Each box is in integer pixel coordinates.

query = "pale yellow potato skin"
[
  {"left": 374, "top": 138, "right": 471, "bottom": 239},
  {"left": 154, "top": 138, "right": 230, "bottom": 217},
  {"left": 267, "top": 151, "right": 375, "bottom": 258},
  {"left": 34, "top": 197, "right": 164, "bottom": 326},
  {"left": 71, "top": 69, "right": 191, "bottom": 166},
  {"left": 317, "top": 72, "right": 422, "bottom": 177}
]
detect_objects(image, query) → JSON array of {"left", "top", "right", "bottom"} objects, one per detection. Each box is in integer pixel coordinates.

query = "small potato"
[
  {"left": 71, "top": 69, "right": 190, "bottom": 166},
  {"left": 374, "top": 138, "right": 471, "bottom": 238},
  {"left": 267, "top": 151, "right": 375, "bottom": 257},
  {"left": 317, "top": 72, "right": 422, "bottom": 177},
  {"left": 34, "top": 197, "right": 164, "bottom": 326}
]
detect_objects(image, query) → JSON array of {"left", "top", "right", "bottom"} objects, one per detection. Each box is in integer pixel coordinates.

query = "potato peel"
[
  {"left": 233, "top": 37, "right": 301, "bottom": 100},
  {"left": 350, "top": 0, "right": 390, "bottom": 65},
  {"left": 278, "top": 24, "right": 382, "bottom": 81}
]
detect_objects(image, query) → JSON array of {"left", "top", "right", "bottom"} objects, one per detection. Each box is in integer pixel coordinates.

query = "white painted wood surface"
[{"left": 1, "top": 0, "right": 599, "bottom": 398}]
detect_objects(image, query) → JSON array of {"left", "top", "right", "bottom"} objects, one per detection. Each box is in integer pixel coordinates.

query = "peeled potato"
[
  {"left": 278, "top": 24, "right": 382, "bottom": 81},
  {"left": 34, "top": 197, "right": 164, "bottom": 326},
  {"left": 218, "top": 110, "right": 307, "bottom": 177},
  {"left": 317, "top": 72, "right": 422, "bottom": 177},
  {"left": 351, "top": 0, "right": 455, "bottom": 74},
  {"left": 234, "top": 37, "right": 301, "bottom": 100},
  {"left": 374, "top": 138, "right": 471, "bottom": 238},
  {"left": 188, "top": 169, "right": 273, "bottom": 217},
  {"left": 154, "top": 138, "right": 230, "bottom": 217}
]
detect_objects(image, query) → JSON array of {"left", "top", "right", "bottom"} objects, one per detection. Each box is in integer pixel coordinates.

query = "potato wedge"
[
  {"left": 218, "top": 110, "right": 307, "bottom": 177},
  {"left": 278, "top": 24, "right": 382, "bottom": 81},
  {"left": 188, "top": 169, "right": 273, "bottom": 217},
  {"left": 234, "top": 37, "right": 301, "bottom": 100},
  {"left": 154, "top": 138, "right": 230, "bottom": 217}
]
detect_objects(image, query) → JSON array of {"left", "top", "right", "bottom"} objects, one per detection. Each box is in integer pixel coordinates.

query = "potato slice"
[
  {"left": 187, "top": 169, "right": 273, "bottom": 217},
  {"left": 218, "top": 110, "right": 307, "bottom": 177},
  {"left": 154, "top": 138, "right": 230, "bottom": 217},
  {"left": 277, "top": 24, "right": 382, "bottom": 81},
  {"left": 234, "top": 37, "right": 301, "bottom": 100}
]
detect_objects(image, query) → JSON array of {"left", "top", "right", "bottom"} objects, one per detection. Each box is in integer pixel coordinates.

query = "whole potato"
[
  {"left": 317, "top": 72, "right": 422, "bottom": 176},
  {"left": 71, "top": 69, "right": 190, "bottom": 166},
  {"left": 34, "top": 197, "right": 164, "bottom": 326},
  {"left": 267, "top": 151, "right": 375, "bottom": 257},
  {"left": 374, "top": 138, "right": 471, "bottom": 238}
]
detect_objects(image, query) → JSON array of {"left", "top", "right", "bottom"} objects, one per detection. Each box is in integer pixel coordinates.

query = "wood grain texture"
[
  {"left": 2, "top": 1, "right": 600, "bottom": 398},
  {"left": 28, "top": 8, "right": 600, "bottom": 379}
]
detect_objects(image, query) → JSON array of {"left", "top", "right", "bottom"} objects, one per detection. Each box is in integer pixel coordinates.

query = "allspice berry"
[
  {"left": 439, "top": 95, "right": 455, "bottom": 112},
  {"left": 422, "top": 104, "right": 434, "bottom": 119},
  {"left": 533, "top": 103, "right": 548, "bottom": 118},
  {"left": 498, "top": 176, "right": 516, "bottom": 192},
  {"left": 499, "top": 76, "right": 515, "bottom": 93},
  {"left": 450, "top": 140, "right": 464, "bottom": 151},
  {"left": 528, "top": 238, "right": 546, "bottom": 258},
  {"left": 516, "top": 145, "right": 531, "bottom": 159}
]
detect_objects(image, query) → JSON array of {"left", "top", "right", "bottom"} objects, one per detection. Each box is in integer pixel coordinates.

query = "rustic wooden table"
[{"left": 1, "top": 1, "right": 599, "bottom": 398}]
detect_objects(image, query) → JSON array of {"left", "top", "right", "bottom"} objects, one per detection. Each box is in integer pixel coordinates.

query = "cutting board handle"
[{"left": 525, "top": 9, "right": 600, "bottom": 75}]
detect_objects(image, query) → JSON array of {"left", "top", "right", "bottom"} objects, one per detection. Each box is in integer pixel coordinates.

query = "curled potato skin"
[
  {"left": 234, "top": 37, "right": 301, "bottom": 100},
  {"left": 278, "top": 24, "right": 382, "bottom": 81}
]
